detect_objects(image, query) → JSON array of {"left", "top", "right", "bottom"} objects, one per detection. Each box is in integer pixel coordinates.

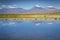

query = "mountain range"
[{"left": 0, "top": 6, "right": 60, "bottom": 13}]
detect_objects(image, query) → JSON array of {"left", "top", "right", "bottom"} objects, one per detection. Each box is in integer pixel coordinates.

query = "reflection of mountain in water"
[
  {"left": 0, "top": 6, "right": 60, "bottom": 13},
  {"left": 0, "top": 18, "right": 23, "bottom": 26},
  {"left": 0, "top": 19, "right": 60, "bottom": 40}
]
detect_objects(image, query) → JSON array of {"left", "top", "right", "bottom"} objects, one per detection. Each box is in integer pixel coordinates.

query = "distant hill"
[
  {"left": 28, "top": 6, "right": 60, "bottom": 12},
  {"left": 0, "top": 8, "right": 26, "bottom": 13},
  {"left": 0, "top": 6, "right": 60, "bottom": 13},
  {"left": 28, "top": 6, "right": 45, "bottom": 12}
]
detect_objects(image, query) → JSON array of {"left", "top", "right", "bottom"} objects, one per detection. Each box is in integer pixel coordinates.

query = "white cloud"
[
  {"left": 0, "top": 5, "right": 17, "bottom": 8},
  {"left": 2, "top": 5, "right": 6, "bottom": 8},
  {"left": 0, "top": 7, "right": 2, "bottom": 9},
  {"left": 0, "top": 5, "right": 6, "bottom": 9},
  {"left": 47, "top": 6, "right": 54, "bottom": 8},
  {"left": 8, "top": 5, "right": 17, "bottom": 8},
  {"left": 35, "top": 4, "right": 40, "bottom": 7}
]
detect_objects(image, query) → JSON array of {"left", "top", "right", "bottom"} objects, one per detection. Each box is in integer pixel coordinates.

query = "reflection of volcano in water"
[
  {"left": 0, "top": 18, "right": 23, "bottom": 26},
  {"left": 0, "top": 18, "right": 60, "bottom": 40},
  {"left": 0, "top": 18, "right": 58, "bottom": 26}
]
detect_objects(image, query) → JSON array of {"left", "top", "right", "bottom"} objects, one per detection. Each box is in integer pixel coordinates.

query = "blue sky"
[{"left": 0, "top": 0, "right": 60, "bottom": 9}]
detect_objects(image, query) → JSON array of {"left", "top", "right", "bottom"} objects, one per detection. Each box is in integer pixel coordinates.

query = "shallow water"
[{"left": 0, "top": 19, "right": 60, "bottom": 40}]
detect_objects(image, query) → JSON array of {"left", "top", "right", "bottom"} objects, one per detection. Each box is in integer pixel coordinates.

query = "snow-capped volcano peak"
[
  {"left": 32, "top": 4, "right": 43, "bottom": 9},
  {"left": 47, "top": 6, "right": 54, "bottom": 8},
  {"left": 46, "top": 6, "right": 56, "bottom": 9},
  {"left": 35, "top": 4, "right": 41, "bottom": 7}
]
